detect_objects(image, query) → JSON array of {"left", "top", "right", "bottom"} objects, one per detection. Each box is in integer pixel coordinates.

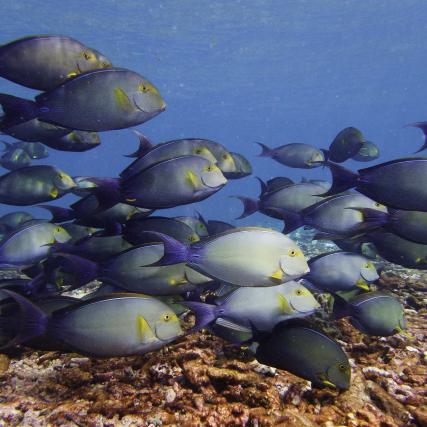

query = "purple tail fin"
[
  {"left": 38, "top": 205, "right": 76, "bottom": 223},
  {"left": 141, "top": 231, "right": 190, "bottom": 265},
  {"left": 254, "top": 142, "right": 273, "bottom": 157},
  {"left": 0, "top": 290, "right": 48, "bottom": 350},
  {"left": 0, "top": 94, "right": 38, "bottom": 129},
  {"left": 348, "top": 207, "right": 390, "bottom": 233},
  {"left": 232, "top": 196, "right": 260, "bottom": 219},
  {"left": 49, "top": 253, "right": 99, "bottom": 286},
  {"left": 322, "top": 162, "right": 359, "bottom": 196},
  {"left": 180, "top": 301, "right": 221, "bottom": 333},
  {"left": 407, "top": 122, "right": 427, "bottom": 153},
  {"left": 124, "top": 130, "right": 154, "bottom": 157}
]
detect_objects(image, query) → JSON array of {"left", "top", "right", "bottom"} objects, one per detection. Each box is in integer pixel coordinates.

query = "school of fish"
[{"left": 0, "top": 34, "right": 420, "bottom": 391}]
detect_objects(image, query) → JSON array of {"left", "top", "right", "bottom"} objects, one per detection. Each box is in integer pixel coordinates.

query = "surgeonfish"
[{"left": 326, "top": 127, "right": 365, "bottom": 163}]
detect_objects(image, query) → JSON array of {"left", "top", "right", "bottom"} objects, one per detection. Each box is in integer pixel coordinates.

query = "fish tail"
[
  {"left": 141, "top": 231, "right": 190, "bottom": 265},
  {"left": 37, "top": 205, "right": 76, "bottom": 223},
  {"left": 254, "top": 141, "right": 273, "bottom": 157},
  {"left": 0, "top": 290, "right": 48, "bottom": 350},
  {"left": 331, "top": 293, "right": 351, "bottom": 320},
  {"left": 349, "top": 207, "right": 389, "bottom": 232},
  {"left": 407, "top": 122, "right": 427, "bottom": 153},
  {"left": 322, "top": 162, "right": 359, "bottom": 196},
  {"left": 124, "top": 130, "right": 154, "bottom": 157},
  {"left": 321, "top": 149, "right": 330, "bottom": 161},
  {"left": 0, "top": 140, "right": 12, "bottom": 151},
  {"left": 232, "top": 196, "right": 259, "bottom": 219},
  {"left": 277, "top": 209, "right": 303, "bottom": 234},
  {"left": 0, "top": 94, "right": 38, "bottom": 130},
  {"left": 180, "top": 301, "right": 220, "bottom": 332}
]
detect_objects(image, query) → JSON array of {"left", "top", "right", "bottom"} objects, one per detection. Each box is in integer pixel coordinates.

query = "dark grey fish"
[
  {"left": 0, "top": 68, "right": 166, "bottom": 132},
  {"left": 265, "top": 176, "right": 294, "bottom": 192},
  {"left": 0, "top": 148, "right": 31, "bottom": 170},
  {"left": 14, "top": 141, "right": 49, "bottom": 159},
  {"left": 256, "top": 142, "right": 325, "bottom": 168},
  {"left": 333, "top": 291, "right": 406, "bottom": 337},
  {"left": 1, "top": 119, "right": 70, "bottom": 142},
  {"left": 325, "top": 158, "right": 427, "bottom": 211},
  {"left": 175, "top": 214, "right": 209, "bottom": 237},
  {"left": 352, "top": 141, "right": 379, "bottom": 162},
  {"left": 255, "top": 322, "right": 351, "bottom": 389},
  {"left": 327, "top": 127, "right": 365, "bottom": 163},
  {"left": 206, "top": 220, "right": 235, "bottom": 235},
  {"left": 0, "top": 211, "right": 33, "bottom": 229},
  {"left": 0, "top": 35, "right": 111, "bottom": 90},
  {"left": 42, "top": 130, "right": 100, "bottom": 152},
  {"left": 0, "top": 165, "right": 75, "bottom": 205}
]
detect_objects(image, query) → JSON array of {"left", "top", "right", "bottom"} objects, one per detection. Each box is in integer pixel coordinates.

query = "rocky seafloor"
[{"left": 0, "top": 239, "right": 426, "bottom": 427}]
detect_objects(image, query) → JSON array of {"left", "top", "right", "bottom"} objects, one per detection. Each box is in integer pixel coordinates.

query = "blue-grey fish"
[
  {"left": 256, "top": 142, "right": 325, "bottom": 168},
  {"left": 0, "top": 165, "right": 75, "bottom": 205},
  {"left": 0, "top": 211, "right": 33, "bottom": 229},
  {"left": 1, "top": 291, "right": 183, "bottom": 357},
  {"left": 13, "top": 141, "right": 49, "bottom": 159},
  {"left": 366, "top": 229, "right": 427, "bottom": 269},
  {"left": 146, "top": 227, "right": 309, "bottom": 287},
  {"left": 1, "top": 119, "right": 70, "bottom": 142},
  {"left": 0, "top": 148, "right": 32, "bottom": 170},
  {"left": 281, "top": 193, "right": 387, "bottom": 236},
  {"left": 352, "top": 141, "right": 379, "bottom": 162},
  {"left": 122, "top": 156, "right": 227, "bottom": 209},
  {"left": 41, "top": 130, "right": 100, "bottom": 152},
  {"left": 304, "top": 251, "right": 378, "bottom": 293},
  {"left": 325, "top": 158, "right": 427, "bottom": 211},
  {"left": 184, "top": 281, "right": 319, "bottom": 332},
  {"left": 0, "top": 68, "right": 166, "bottom": 132},
  {"left": 236, "top": 180, "right": 326, "bottom": 220},
  {"left": 121, "top": 134, "right": 225, "bottom": 179},
  {"left": 255, "top": 322, "right": 351, "bottom": 389},
  {"left": 333, "top": 291, "right": 406, "bottom": 337},
  {"left": 350, "top": 208, "right": 427, "bottom": 245},
  {"left": 0, "top": 35, "right": 111, "bottom": 90},
  {"left": 326, "top": 127, "right": 365, "bottom": 163},
  {"left": 123, "top": 216, "right": 200, "bottom": 245},
  {"left": 0, "top": 220, "right": 70, "bottom": 267}
]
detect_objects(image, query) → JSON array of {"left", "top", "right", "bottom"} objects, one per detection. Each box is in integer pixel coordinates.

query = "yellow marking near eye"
[{"left": 114, "top": 87, "right": 134, "bottom": 112}]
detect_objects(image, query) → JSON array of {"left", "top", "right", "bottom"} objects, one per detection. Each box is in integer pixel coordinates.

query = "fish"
[
  {"left": 300, "top": 177, "right": 331, "bottom": 191},
  {"left": 280, "top": 193, "right": 387, "bottom": 236},
  {"left": 121, "top": 134, "right": 223, "bottom": 179},
  {"left": 350, "top": 208, "right": 427, "bottom": 245},
  {"left": 235, "top": 180, "right": 326, "bottom": 220},
  {"left": 223, "top": 152, "right": 252, "bottom": 179},
  {"left": 121, "top": 155, "right": 227, "bottom": 209},
  {"left": 264, "top": 176, "right": 294, "bottom": 192},
  {"left": 0, "top": 165, "right": 75, "bottom": 205},
  {"left": 326, "top": 127, "right": 365, "bottom": 163},
  {"left": 304, "top": 251, "right": 379, "bottom": 293},
  {"left": 1, "top": 119, "right": 70, "bottom": 142},
  {"left": 48, "top": 243, "right": 212, "bottom": 295},
  {"left": 324, "top": 158, "right": 427, "bottom": 211},
  {"left": 0, "top": 35, "right": 111, "bottom": 90},
  {"left": 0, "top": 211, "right": 34, "bottom": 229},
  {"left": 366, "top": 229, "right": 427, "bottom": 269},
  {"left": 123, "top": 216, "right": 201, "bottom": 245},
  {"left": 41, "top": 130, "right": 100, "bottom": 152},
  {"left": 145, "top": 227, "right": 309, "bottom": 287},
  {"left": 0, "top": 220, "right": 70, "bottom": 268},
  {"left": 1, "top": 291, "right": 183, "bottom": 357},
  {"left": 352, "top": 141, "right": 380, "bottom": 162},
  {"left": 183, "top": 281, "right": 319, "bottom": 332},
  {"left": 61, "top": 223, "right": 98, "bottom": 243},
  {"left": 175, "top": 213, "right": 210, "bottom": 237},
  {"left": 256, "top": 142, "right": 326, "bottom": 168},
  {"left": 0, "top": 148, "right": 32, "bottom": 170},
  {"left": 13, "top": 141, "right": 49, "bottom": 159},
  {"left": 206, "top": 220, "right": 235, "bottom": 235},
  {"left": 255, "top": 321, "right": 351, "bottom": 389},
  {"left": 332, "top": 291, "right": 407, "bottom": 337},
  {"left": 0, "top": 68, "right": 166, "bottom": 132}
]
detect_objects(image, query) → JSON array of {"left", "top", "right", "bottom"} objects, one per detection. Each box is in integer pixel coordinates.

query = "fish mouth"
[{"left": 133, "top": 93, "right": 166, "bottom": 114}]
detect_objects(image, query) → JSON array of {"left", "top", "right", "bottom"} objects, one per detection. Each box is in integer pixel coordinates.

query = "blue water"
[{"left": 1, "top": 0, "right": 426, "bottom": 227}]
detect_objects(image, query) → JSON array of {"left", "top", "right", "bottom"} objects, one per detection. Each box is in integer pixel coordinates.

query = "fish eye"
[
  {"left": 374, "top": 202, "right": 382, "bottom": 207},
  {"left": 289, "top": 250, "right": 297, "bottom": 257},
  {"left": 222, "top": 154, "right": 229, "bottom": 160},
  {"left": 82, "top": 50, "right": 95, "bottom": 61},
  {"left": 295, "top": 288, "right": 303, "bottom": 296},
  {"left": 195, "top": 149, "right": 202, "bottom": 154},
  {"left": 55, "top": 226, "right": 62, "bottom": 233},
  {"left": 338, "top": 364, "right": 347, "bottom": 372},
  {"left": 163, "top": 313, "right": 172, "bottom": 322}
]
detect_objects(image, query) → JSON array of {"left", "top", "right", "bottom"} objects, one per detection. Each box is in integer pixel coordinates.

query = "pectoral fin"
[
  {"left": 137, "top": 315, "right": 155, "bottom": 343},
  {"left": 322, "top": 379, "right": 337, "bottom": 388},
  {"left": 114, "top": 87, "right": 134, "bottom": 112},
  {"left": 186, "top": 170, "right": 199, "bottom": 189},
  {"left": 277, "top": 293, "right": 292, "bottom": 314},
  {"left": 269, "top": 268, "right": 283, "bottom": 283},
  {"left": 356, "top": 279, "right": 370, "bottom": 291},
  {"left": 50, "top": 188, "right": 58, "bottom": 198},
  {"left": 169, "top": 277, "right": 189, "bottom": 286}
]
